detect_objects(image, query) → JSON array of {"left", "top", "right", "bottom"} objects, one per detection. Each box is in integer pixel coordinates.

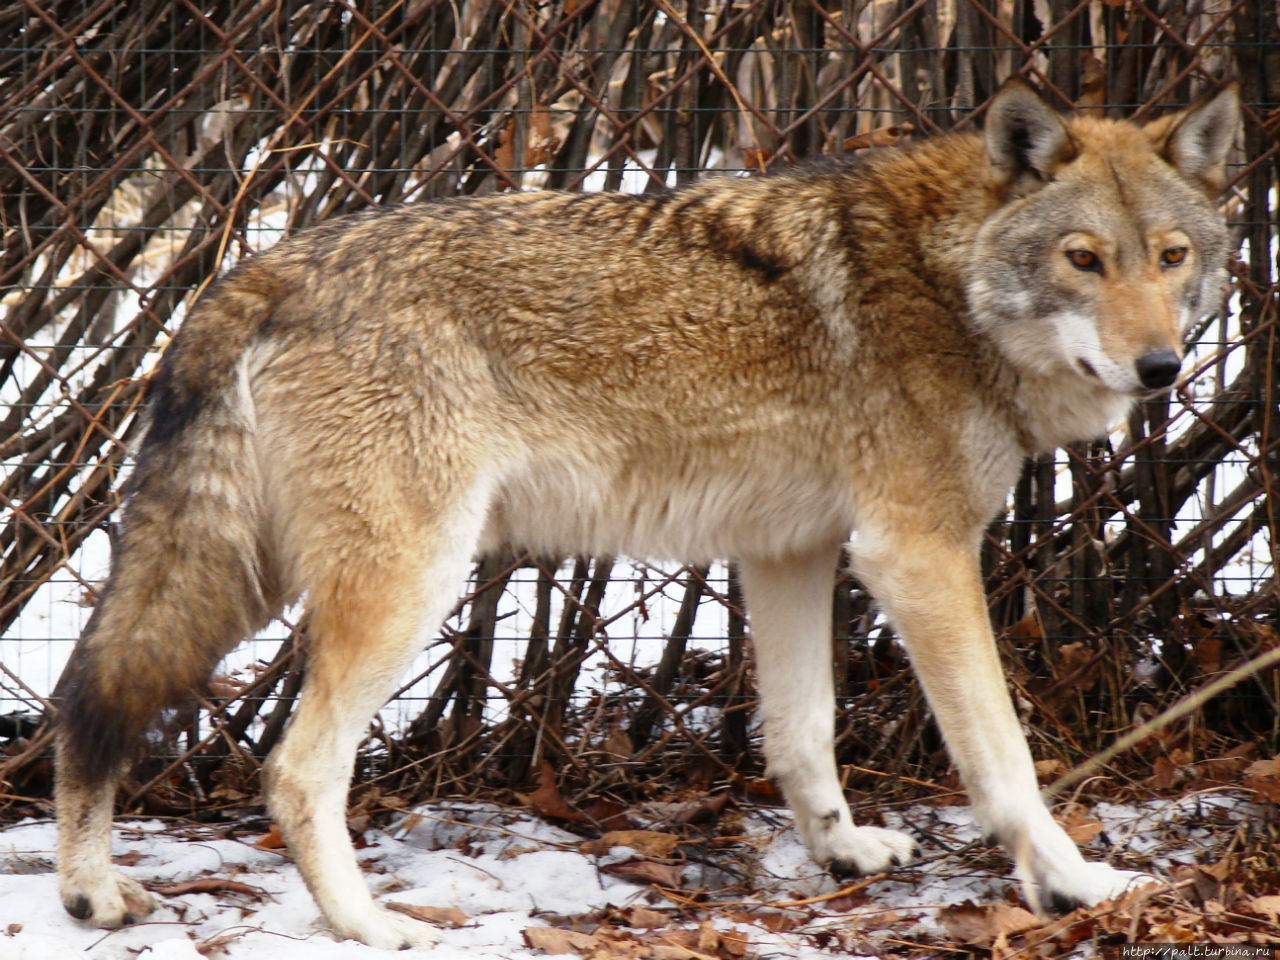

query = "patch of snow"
[{"left": 0, "top": 794, "right": 1255, "bottom": 959}]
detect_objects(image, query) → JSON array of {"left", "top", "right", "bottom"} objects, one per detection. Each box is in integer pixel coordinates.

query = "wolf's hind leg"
[
  {"left": 740, "top": 547, "right": 918, "bottom": 876},
  {"left": 263, "top": 507, "right": 483, "bottom": 950},
  {"left": 56, "top": 763, "right": 155, "bottom": 926}
]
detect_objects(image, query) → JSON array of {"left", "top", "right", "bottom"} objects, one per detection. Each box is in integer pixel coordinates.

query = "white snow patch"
[{"left": 0, "top": 794, "right": 1257, "bottom": 959}]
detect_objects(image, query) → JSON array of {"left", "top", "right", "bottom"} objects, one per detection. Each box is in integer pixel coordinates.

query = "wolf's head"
[{"left": 966, "top": 79, "right": 1239, "bottom": 397}]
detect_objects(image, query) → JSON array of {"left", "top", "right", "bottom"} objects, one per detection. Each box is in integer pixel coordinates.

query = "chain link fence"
[{"left": 1, "top": 0, "right": 1277, "bottom": 818}]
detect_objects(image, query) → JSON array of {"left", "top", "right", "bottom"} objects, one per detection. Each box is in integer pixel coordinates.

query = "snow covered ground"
[{"left": 0, "top": 793, "right": 1257, "bottom": 959}]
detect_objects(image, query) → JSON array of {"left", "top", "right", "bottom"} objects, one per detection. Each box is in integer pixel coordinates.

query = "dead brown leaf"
[
  {"left": 728, "top": 910, "right": 796, "bottom": 933},
  {"left": 1056, "top": 641, "right": 1099, "bottom": 691},
  {"left": 823, "top": 889, "right": 873, "bottom": 912},
  {"left": 581, "top": 830, "right": 681, "bottom": 858},
  {"left": 719, "top": 928, "right": 749, "bottom": 957},
  {"left": 735, "top": 776, "right": 780, "bottom": 801},
  {"left": 696, "top": 921, "right": 720, "bottom": 952},
  {"left": 645, "top": 924, "right": 730, "bottom": 960},
  {"left": 1034, "top": 758, "right": 1066, "bottom": 782},
  {"left": 1076, "top": 52, "right": 1107, "bottom": 108},
  {"left": 208, "top": 785, "right": 251, "bottom": 802},
  {"left": 602, "top": 857, "right": 685, "bottom": 888},
  {"left": 1202, "top": 742, "right": 1257, "bottom": 781},
  {"left": 650, "top": 946, "right": 705, "bottom": 960},
  {"left": 1198, "top": 857, "right": 1235, "bottom": 882},
  {"left": 253, "top": 823, "right": 287, "bottom": 851},
  {"left": 1247, "top": 894, "right": 1280, "bottom": 921},
  {"left": 1174, "top": 858, "right": 1238, "bottom": 905},
  {"left": 195, "top": 926, "right": 256, "bottom": 957},
  {"left": 1246, "top": 758, "right": 1280, "bottom": 775},
  {"left": 940, "top": 901, "right": 1040, "bottom": 947},
  {"left": 605, "top": 726, "right": 634, "bottom": 759},
  {"left": 1147, "top": 920, "right": 1199, "bottom": 942},
  {"left": 583, "top": 798, "right": 631, "bottom": 831},
  {"left": 1150, "top": 754, "right": 1178, "bottom": 789},
  {"left": 150, "top": 877, "right": 266, "bottom": 899},
  {"left": 523, "top": 926, "right": 604, "bottom": 954},
  {"left": 518, "top": 761, "right": 583, "bottom": 821},
  {"left": 387, "top": 902, "right": 469, "bottom": 927},
  {"left": 1022, "top": 909, "right": 1098, "bottom": 952},
  {"left": 670, "top": 792, "right": 730, "bottom": 825},
  {"left": 1244, "top": 757, "right": 1280, "bottom": 801},
  {"left": 517, "top": 761, "right": 630, "bottom": 829},
  {"left": 1194, "top": 634, "right": 1223, "bottom": 675},
  {"left": 493, "top": 105, "right": 561, "bottom": 175},
  {"left": 1012, "top": 609, "right": 1045, "bottom": 641},
  {"left": 1054, "top": 803, "right": 1104, "bottom": 845},
  {"left": 624, "top": 906, "right": 669, "bottom": 928}
]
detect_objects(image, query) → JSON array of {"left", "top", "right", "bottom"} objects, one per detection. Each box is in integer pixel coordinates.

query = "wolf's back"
[{"left": 57, "top": 264, "right": 282, "bottom": 780}]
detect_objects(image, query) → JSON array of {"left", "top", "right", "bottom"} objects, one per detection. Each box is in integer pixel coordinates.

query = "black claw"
[
  {"left": 66, "top": 895, "right": 92, "bottom": 920},
  {"left": 1049, "top": 890, "right": 1082, "bottom": 914},
  {"left": 889, "top": 844, "right": 921, "bottom": 868},
  {"left": 827, "top": 858, "right": 861, "bottom": 879}
]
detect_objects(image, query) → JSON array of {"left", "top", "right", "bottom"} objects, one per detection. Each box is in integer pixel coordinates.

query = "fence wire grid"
[{"left": 1, "top": 0, "right": 1278, "bottom": 820}]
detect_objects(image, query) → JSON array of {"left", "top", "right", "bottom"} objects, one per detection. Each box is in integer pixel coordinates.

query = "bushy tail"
[{"left": 58, "top": 277, "right": 279, "bottom": 782}]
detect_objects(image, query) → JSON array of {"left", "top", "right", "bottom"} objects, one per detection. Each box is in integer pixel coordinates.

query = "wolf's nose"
[{"left": 1135, "top": 348, "right": 1182, "bottom": 389}]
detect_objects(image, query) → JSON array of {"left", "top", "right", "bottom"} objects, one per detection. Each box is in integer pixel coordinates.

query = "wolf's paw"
[
  {"left": 991, "top": 808, "right": 1160, "bottom": 913},
  {"left": 1034, "top": 860, "right": 1159, "bottom": 913},
  {"left": 61, "top": 870, "right": 156, "bottom": 927},
  {"left": 330, "top": 907, "right": 443, "bottom": 951},
  {"left": 806, "top": 817, "right": 919, "bottom": 877}
]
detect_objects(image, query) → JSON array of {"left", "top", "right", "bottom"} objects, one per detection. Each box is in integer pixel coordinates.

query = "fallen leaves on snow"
[
  {"left": 523, "top": 919, "right": 748, "bottom": 959},
  {"left": 386, "top": 901, "right": 470, "bottom": 927}
]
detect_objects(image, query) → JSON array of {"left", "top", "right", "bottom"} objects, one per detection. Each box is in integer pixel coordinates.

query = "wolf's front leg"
[
  {"left": 852, "top": 527, "right": 1152, "bottom": 909},
  {"left": 739, "top": 546, "right": 918, "bottom": 876}
]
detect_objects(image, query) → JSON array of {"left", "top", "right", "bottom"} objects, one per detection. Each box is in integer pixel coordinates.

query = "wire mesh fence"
[{"left": 1, "top": 0, "right": 1277, "bottom": 820}]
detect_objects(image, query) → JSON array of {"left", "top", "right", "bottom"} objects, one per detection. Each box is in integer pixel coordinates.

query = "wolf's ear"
[
  {"left": 1148, "top": 84, "right": 1240, "bottom": 194},
  {"left": 985, "top": 79, "right": 1076, "bottom": 191}
]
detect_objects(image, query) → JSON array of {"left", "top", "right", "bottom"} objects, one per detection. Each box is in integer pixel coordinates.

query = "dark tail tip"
[{"left": 57, "top": 631, "right": 159, "bottom": 784}]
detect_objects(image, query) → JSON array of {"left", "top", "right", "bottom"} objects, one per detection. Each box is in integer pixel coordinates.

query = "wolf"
[{"left": 55, "top": 79, "right": 1239, "bottom": 949}]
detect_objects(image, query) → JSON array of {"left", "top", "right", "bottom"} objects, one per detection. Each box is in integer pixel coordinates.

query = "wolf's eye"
[
  {"left": 1066, "top": 249, "right": 1102, "bottom": 273},
  {"left": 1160, "top": 246, "right": 1188, "bottom": 267}
]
